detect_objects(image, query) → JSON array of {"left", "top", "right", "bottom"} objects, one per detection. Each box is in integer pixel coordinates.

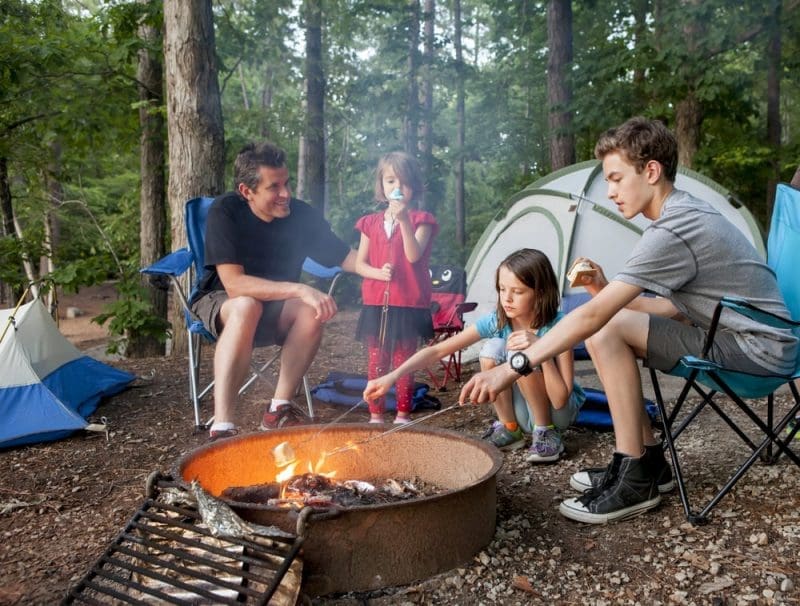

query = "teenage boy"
[{"left": 460, "top": 117, "right": 797, "bottom": 523}]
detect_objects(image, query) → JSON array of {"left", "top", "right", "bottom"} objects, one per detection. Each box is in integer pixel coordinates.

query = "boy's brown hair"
[{"left": 594, "top": 117, "right": 678, "bottom": 182}]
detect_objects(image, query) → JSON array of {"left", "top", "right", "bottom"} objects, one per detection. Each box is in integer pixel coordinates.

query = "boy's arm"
[{"left": 460, "top": 280, "right": 642, "bottom": 404}]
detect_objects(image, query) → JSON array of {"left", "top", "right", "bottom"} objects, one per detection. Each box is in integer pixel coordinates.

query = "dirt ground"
[{"left": 2, "top": 283, "right": 800, "bottom": 605}]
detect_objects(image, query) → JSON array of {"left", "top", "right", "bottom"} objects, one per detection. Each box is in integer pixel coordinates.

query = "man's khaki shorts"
[{"left": 190, "top": 291, "right": 286, "bottom": 346}]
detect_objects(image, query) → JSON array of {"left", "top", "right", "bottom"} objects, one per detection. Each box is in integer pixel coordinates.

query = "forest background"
[{"left": 1, "top": 0, "right": 799, "bottom": 359}]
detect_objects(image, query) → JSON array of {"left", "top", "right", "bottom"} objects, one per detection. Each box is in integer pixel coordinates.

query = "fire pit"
[{"left": 175, "top": 424, "right": 503, "bottom": 596}]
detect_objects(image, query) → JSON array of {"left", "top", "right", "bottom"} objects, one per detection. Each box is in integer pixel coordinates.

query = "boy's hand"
[{"left": 459, "top": 364, "right": 517, "bottom": 405}]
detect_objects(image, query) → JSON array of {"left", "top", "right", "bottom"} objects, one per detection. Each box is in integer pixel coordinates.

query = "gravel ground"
[{"left": 1, "top": 304, "right": 800, "bottom": 605}]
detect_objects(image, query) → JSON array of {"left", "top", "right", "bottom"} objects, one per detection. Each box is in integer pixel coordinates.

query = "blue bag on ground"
[{"left": 311, "top": 372, "right": 441, "bottom": 412}]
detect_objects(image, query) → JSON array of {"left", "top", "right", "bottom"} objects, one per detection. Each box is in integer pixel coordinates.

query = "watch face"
[{"left": 511, "top": 353, "right": 525, "bottom": 370}]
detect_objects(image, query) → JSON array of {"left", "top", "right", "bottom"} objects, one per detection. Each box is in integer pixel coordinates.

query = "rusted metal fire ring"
[{"left": 175, "top": 423, "right": 503, "bottom": 596}]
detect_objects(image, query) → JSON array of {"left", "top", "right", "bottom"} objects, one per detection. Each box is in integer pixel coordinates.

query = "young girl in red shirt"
[{"left": 354, "top": 152, "right": 439, "bottom": 424}]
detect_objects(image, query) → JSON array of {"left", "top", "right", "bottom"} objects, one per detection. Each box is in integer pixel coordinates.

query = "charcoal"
[{"left": 222, "top": 483, "right": 280, "bottom": 503}]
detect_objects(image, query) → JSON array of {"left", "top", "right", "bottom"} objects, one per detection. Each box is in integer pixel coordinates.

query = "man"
[
  {"left": 191, "top": 142, "right": 357, "bottom": 440},
  {"left": 460, "top": 117, "right": 797, "bottom": 523}
]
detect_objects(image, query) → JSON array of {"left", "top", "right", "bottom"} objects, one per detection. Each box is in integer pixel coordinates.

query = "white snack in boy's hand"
[
  {"left": 272, "top": 441, "right": 296, "bottom": 467},
  {"left": 567, "top": 261, "right": 597, "bottom": 287}
]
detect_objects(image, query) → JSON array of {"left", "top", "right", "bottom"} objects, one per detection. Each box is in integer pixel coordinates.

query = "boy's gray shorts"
[
  {"left": 646, "top": 315, "right": 771, "bottom": 375},
  {"left": 190, "top": 291, "right": 286, "bottom": 346},
  {"left": 478, "top": 337, "right": 581, "bottom": 432}
]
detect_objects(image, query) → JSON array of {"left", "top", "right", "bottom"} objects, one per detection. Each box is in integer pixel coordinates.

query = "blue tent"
[{"left": 0, "top": 299, "right": 134, "bottom": 449}]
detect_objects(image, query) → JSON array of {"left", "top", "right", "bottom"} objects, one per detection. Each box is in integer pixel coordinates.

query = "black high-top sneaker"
[
  {"left": 560, "top": 451, "right": 661, "bottom": 524},
  {"left": 569, "top": 443, "right": 674, "bottom": 494}
]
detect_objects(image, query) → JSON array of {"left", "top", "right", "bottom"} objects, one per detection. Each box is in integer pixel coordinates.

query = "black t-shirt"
[{"left": 193, "top": 191, "right": 350, "bottom": 299}]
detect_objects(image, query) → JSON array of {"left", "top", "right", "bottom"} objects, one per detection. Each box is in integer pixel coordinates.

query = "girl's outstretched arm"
[{"left": 363, "top": 325, "right": 480, "bottom": 401}]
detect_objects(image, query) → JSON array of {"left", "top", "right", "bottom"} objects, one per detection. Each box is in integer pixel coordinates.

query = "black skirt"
[{"left": 356, "top": 305, "right": 435, "bottom": 344}]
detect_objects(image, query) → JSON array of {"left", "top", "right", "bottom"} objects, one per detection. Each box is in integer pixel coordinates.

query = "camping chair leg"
[
  {"left": 187, "top": 331, "right": 203, "bottom": 430},
  {"left": 650, "top": 368, "right": 703, "bottom": 523},
  {"left": 302, "top": 375, "right": 314, "bottom": 419}
]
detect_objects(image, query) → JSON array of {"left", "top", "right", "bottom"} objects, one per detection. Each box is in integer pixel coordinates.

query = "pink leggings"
[{"left": 366, "top": 336, "right": 416, "bottom": 415}]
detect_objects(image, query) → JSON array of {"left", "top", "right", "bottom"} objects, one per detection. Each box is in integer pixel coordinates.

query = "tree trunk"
[
  {"left": 163, "top": 0, "right": 225, "bottom": 357},
  {"left": 453, "top": 0, "right": 466, "bottom": 253},
  {"left": 0, "top": 157, "right": 15, "bottom": 305},
  {"left": 43, "top": 142, "right": 63, "bottom": 313},
  {"left": 129, "top": 6, "right": 168, "bottom": 358},
  {"left": 675, "top": 93, "right": 702, "bottom": 168},
  {"left": 420, "top": 0, "right": 435, "bottom": 211},
  {"left": 304, "top": 0, "right": 326, "bottom": 211},
  {"left": 546, "top": 0, "right": 575, "bottom": 171},
  {"left": 765, "top": 0, "right": 781, "bottom": 220},
  {"left": 404, "top": 0, "right": 420, "bottom": 156}
]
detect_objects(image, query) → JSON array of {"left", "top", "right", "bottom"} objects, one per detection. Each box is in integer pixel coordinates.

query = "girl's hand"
[
  {"left": 387, "top": 198, "right": 409, "bottom": 221},
  {"left": 378, "top": 263, "right": 393, "bottom": 282},
  {"left": 364, "top": 376, "right": 393, "bottom": 401},
  {"left": 506, "top": 329, "right": 537, "bottom": 351}
]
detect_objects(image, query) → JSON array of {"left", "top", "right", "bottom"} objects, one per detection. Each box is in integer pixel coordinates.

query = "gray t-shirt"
[{"left": 616, "top": 189, "right": 797, "bottom": 375}]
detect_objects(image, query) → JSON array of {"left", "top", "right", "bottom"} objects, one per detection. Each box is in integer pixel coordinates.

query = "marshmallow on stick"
[{"left": 272, "top": 441, "right": 296, "bottom": 467}]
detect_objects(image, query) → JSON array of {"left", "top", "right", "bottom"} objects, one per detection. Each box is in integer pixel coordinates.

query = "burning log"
[{"left": 221, "top": 473, "right": 442, "bottom": 508}]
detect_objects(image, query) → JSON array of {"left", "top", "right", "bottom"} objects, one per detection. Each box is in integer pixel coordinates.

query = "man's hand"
[
  {"left": 299, "top": 284, "right": 338, "bottom": 322},
  {"left": 459, "top": 364, "right": 517, "bottom": 405},
  {"left": 363, "top": 375, "right": 393, "bottom": 401},
  {"left": 570, "top": 257, "right": 608, "bottom": 296}
]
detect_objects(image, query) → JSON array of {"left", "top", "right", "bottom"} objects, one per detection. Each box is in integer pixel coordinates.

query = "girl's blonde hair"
[
  {"left": 373, "top": 151, "right": 424, "bottom": 204},
  {"left": 495, "top": 248, "right": 560, "bottom": 331}
]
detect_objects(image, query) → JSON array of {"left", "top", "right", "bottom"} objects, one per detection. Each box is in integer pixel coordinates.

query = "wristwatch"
[{"left": 509, "top": 352, "right": 534, "bottom": 376}]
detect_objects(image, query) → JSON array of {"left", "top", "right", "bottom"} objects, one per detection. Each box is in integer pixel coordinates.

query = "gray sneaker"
[
  {"left": 481, "top": 421, "right": 525, "bottom": 451},
  {"left": 570, "top": 443, "right": 674, "bottom": 493},
  {"left": 526, "top": 426, "right": 564, "bottom": 463}
]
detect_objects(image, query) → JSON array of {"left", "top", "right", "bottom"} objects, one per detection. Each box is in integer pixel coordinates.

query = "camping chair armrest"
[
  {"left": 702, "top": 296, "right": 800, "bottom": 357},
  {"left": 718, "top": 296, "right": 800, "bottom": 330},
  {"left": 141, "top": 248, "right": 193, "bottom": 278},
  {"left": 302, "top": 257, "right": 343, "bottom": 297}
]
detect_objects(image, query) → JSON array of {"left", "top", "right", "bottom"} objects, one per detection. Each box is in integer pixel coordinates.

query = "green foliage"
[{"left": 92, "top": 270, "right": 171, "bottom": 355}]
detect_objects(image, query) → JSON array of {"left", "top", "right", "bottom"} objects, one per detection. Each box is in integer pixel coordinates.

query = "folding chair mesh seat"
[
  {"left": 649, "top": 183, "right": 800, "bottom": 524},
  {"left": 425, "top": 264, "right": 477, "bottom": 390},
  {"left": 142, "top": 197, "right": 342, "bottom": 430}
]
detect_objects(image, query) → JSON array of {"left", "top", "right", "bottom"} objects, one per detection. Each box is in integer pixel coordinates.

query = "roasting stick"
[
  {"left": 376, "top": 187, "right": 402, "bottom": 371},
  {"left": 323, "top": 404, "right": 460, "bottom": 458}
]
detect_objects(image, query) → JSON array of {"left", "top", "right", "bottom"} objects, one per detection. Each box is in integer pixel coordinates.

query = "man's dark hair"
[
  {"left": 234, "top": 142, "right": 287, "bottom": 191},
  {"left": 594, "top": 117, "right": 678, "bottom": 182}
]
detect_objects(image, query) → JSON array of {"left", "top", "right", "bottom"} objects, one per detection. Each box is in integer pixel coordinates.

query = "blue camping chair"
[
  {"left": 142, "top": 196, "right": 343, "bottom": 430},
  {"left": 649, "top": 183, "right": 800, "bottom": 524}
]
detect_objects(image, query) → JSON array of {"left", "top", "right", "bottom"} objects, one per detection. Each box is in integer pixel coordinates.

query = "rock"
[{"left": 65, "top": 306, "right": 84, "bottom": 319}]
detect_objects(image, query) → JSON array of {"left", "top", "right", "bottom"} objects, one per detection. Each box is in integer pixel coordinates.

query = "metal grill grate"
[{"left": 62, "top": 485, "right": 302, "bottom": 605}]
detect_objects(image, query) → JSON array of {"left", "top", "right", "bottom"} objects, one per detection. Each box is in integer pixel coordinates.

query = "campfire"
[
  {"left": 223, "top": 472, "right": 442, "bottom": 508},
  {"left": 220, "top": 438, "right": 444, "bottom": 508},
  {"left": 176, "top": 424, "right": 502, "bottom": 596}
]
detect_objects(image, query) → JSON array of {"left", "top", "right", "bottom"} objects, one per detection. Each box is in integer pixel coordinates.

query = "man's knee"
[
  {"left": 280, "top": 299, "right": 325, "bottom": 338},
  {"left": 220, "top": 296, "right": 263, "bottom": 330}
]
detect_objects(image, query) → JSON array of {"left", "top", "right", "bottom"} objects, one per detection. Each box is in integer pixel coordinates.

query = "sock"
[
  {"left": 393, "top": 414, "right": 411, "bottom": 425},
  {"left": 270, "top": 398, "right": 291, "bottom": 413},
  {"left": 504, "top": 421, "right": 519, "bottom": 432},
  {"left": 370, "top": 414, "right": 385, "bottom": 424},
  {"left": 534, "top": 424, "right": 555, "bottom": 431},
  {"left": 210, "top": 421, "right": 235, "bottom": 432}
]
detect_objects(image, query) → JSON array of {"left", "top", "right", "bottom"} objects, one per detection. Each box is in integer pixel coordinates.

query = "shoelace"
[{"left": 579, "top": 461, "right": 618, "bottom": 505}]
